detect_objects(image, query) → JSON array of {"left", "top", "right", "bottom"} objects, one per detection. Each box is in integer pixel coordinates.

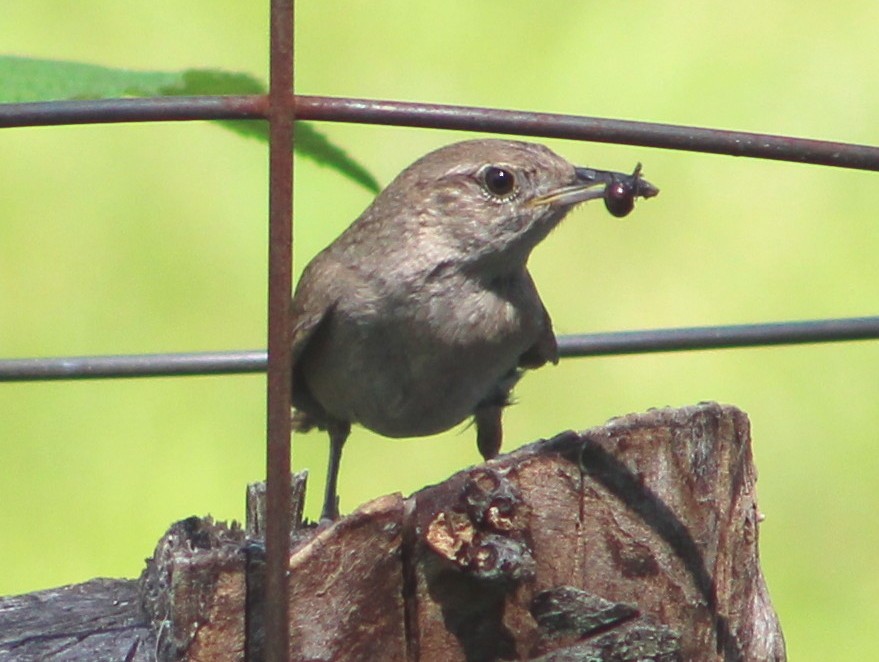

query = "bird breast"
[{"left": 300, "top": 268, "right": 545, "bottom": 438}]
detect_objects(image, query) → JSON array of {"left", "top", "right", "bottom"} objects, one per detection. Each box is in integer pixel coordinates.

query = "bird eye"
[{"left": 482, "top": 166, "right": 516, "bottom": 197}]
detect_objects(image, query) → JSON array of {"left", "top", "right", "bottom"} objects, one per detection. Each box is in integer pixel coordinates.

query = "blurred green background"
[{"left": 2, "top": 2, "right": 878, "bottom": 658}]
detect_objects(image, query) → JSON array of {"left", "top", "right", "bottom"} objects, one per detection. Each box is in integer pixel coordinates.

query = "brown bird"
[{"left": 290, "top": 139, "right": 658, "bottom": 519}]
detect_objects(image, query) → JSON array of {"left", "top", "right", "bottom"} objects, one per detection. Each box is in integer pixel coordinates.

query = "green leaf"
[
  {"left": 0, "top": 55, "right": 381, "bottom": 193},
  {"left": 0, "top": 55, "right": 180, "bottom": 102}
]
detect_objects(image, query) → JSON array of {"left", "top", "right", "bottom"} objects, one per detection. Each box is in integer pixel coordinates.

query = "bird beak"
[{"left": 529, "top": 164, "right": 660, "bottom": 208}]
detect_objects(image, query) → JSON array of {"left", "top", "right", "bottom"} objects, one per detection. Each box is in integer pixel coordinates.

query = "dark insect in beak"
[
  {"left": 532, "top": 162, "right": 659, "bottom": 217},
  {"left": 601, "top": 163, "right": 659, "bottom": 218}
]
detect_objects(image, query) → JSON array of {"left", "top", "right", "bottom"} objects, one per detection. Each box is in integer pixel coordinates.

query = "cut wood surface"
[{"left": 0, "top": 403, "right": 785, "bottom": 661}]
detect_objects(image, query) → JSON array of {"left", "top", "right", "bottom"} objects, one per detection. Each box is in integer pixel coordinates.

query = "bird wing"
[
  {"left": 518, "top": 301, "right": 559, "bottom": 369},
  {"left": 475, "top": 302, "right": 558, "bottom": 460},
  {"left": 290, "top": 293, "right": 333, "bottom": 366},
  {"left": 289, "top": 254, "right": 342, "bottom": 364},
  {"left": 289, "top": 257, "right": 341, "bottom": 430}
]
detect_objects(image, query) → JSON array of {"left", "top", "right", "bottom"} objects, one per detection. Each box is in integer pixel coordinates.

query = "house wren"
[{"left": 290, "top": 139, "right": 658, "bottom": 520}]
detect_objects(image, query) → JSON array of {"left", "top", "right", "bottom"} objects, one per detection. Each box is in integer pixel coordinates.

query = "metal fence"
[{"left": 2, "top": 1, "right": 879, "bottom": 659}]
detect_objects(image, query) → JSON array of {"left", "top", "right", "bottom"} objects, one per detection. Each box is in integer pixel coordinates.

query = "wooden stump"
[{"left": 0, "top": 403, "right": 785, "bottom": 661}]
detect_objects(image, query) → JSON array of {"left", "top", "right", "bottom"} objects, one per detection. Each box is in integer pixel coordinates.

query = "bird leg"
[
  {"left": 475, "top": 405, "right": 503, "bottom": 460},
  {"left": 321, "top": 421, "right": 351, "bottom": 521}
]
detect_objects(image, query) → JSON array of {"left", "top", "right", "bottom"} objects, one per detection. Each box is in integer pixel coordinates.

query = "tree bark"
[{"left": 0, "top": 403, "right": 785, "bottom": 661}]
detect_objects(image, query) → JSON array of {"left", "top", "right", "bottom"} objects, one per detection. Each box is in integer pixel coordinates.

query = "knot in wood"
[{"left": 424, "top": 467, "right": 533, "bottom": 582}]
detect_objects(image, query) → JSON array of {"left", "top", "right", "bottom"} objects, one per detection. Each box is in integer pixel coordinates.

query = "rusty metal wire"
[
  {"left": 0, "top": 95, "right": 263, "bottom": 126},
  {"left": 4, "top": 94, "right": 876, "bottom": 382},
  {"left": 4, "top": 95, "right": 879, "bottom": 171},
  {"left": 295, "top": 96, "right": 879, "bottom": 171},
  {"left": 264, "top": 0, "right": 294, "bottom": 659}
]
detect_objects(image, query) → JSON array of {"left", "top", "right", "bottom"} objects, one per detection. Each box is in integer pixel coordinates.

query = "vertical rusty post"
[{"left": 265, "top": 0, "right": 294, "bottom": 660}]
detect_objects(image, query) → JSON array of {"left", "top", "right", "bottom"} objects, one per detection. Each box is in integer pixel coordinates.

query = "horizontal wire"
[
  {"left": 0, "top": 350, "right": 266, "bottom": 381},
  {"left": 2, "top": 317, "right": 877, "bottom": 382},
  {"left": 0, "top": 96, "right": 265, "bottom": 127},
  {"left": 2, "top": 98, "right": 877, "bottom": 382},
  {"left": 1, "top": 95, "right": 878, "bottom": 170},
  {"left": 556, "top": 316, "right": 879, "bottom": 356},
  {"left": 296, "top": 96, "right": 879, "bottom": 171}
]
